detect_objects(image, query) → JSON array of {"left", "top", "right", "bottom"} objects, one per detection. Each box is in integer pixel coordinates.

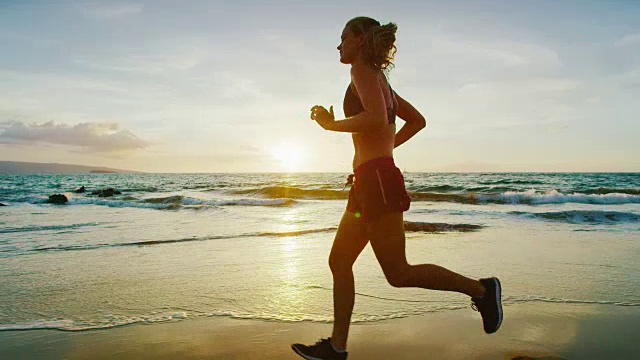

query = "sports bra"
[{"left": 343, "top": 82, "right": 397, "bottom": 124}]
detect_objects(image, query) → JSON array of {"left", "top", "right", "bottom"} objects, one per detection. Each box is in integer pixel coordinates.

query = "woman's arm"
[
  {"left": 316, "top": 64, "right": 389, "bottom": 133},
  {"left": 393, "top": 91, "right": 426, "bottom": 148}
]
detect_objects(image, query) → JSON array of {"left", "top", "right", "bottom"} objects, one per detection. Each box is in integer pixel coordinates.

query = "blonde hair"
[{"left": 346, "top": 16, "right": 398, "bottom": 73}]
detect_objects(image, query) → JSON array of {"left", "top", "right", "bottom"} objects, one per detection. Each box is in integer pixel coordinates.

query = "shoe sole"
[
  {"left": 491, "top": 277, "right": 503, "bottom": 333},
  {"left": 291, "top": 345, "right": 324, "bottom": 360}
]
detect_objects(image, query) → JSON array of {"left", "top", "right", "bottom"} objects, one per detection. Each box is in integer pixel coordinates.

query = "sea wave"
[
  {"left": 0, "top": 312, "right": 189, "bottom": 332},
  {"left": 475, "top": 190, "right": 640, "bottom": 205},
  {"left": 413, "top": 185, "right": 467, "bottom": 192},
  {"left": 16, "top": 229, "right": 338, "bottom": 255},
  {"left": 503, "top": 295, "right": 639, "bottom": 307},
  {"left": 0, "top": 222, "right": 101, "bottom": 234},
  {"left": 231, "top": 183, "right": 640, "bottom": 205},
  {"left": 69, "top": 196, "right": 296, "bottom": 210},
  {"left": 255, "top": 228, "right": 338, "bottom": 237},
  {"left": 5, "top": 193, "right": 298, "bottom": 209},
  {"left": 409, "top": 190, "right": 640, "bottom": 205},
  {"left": 467, "top": 186, "right": 521, "bottom": 193},
  {"left": 511, "top": 210, "right": 640, "bottom": 224},
  {"left": 119, "top": 186, "right": 159, "bottom": 193},
  {"left": 0, "top": 305, "right": 469, "bottom": 331},
  {"left": 404, "top": 221, "right": 484, "bottom": 232},
  {"left": 305, "top": 286, "right": 640, "bottom": 308},
  {"left": 0, "top": 310, "right": 420, "bottom": 331},
  {"left": 2, "top": 295, "right": 636, "bottom": 332},
  {"left": 8, "top": 221, "right": 485, "bottom": 256},
  {"left": 234, "top": 186, "right": 346, "bottom": 200},
  {"left": 9, "top": 184, "right": 640, "bottom": 207},
  {"left": 582, "top": 187, "right": 640, "bottom": 195},
  {"left": 478, "top": 179, "right": 546, "bottom": 185},
  {"left": 409, "top": 192, "right": 476, "bottom": 204}
]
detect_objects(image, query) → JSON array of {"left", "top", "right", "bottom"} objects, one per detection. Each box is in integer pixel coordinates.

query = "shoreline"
[{"left": 1, "top": 303, "right": 638, "bottom": 359}]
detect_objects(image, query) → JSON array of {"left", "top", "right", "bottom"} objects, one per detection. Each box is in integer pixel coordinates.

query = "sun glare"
[{"left": 271, "top": 143, "right": 306, "bottom": 172}]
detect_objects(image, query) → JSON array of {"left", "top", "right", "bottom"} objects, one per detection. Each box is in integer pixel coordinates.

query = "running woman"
[{"left": 292, "top": 16, "right": 502, "bottom": 360}]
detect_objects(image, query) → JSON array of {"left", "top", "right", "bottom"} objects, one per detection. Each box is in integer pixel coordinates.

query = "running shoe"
[
  {"left": 291, "top": 337, "right": 348, "bottom": 360},
  {"left": 471, "top": 277, "right": 503, "bottom": 334}
]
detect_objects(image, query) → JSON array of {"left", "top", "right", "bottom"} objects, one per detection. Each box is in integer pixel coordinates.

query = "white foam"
[
  {"left": 0, "top": 311, "right": 190, "bottom": 332},
  {"left": 504, "top": 295, "right": 639, "bottom": 306},
  {"left": 53, "top": 197, "right": 296, "bottom": 210},
  {"left": 0, "top": 319, "right": 75, "bottom": 331},
  {"left": 216, "top": 198, "right": 296, "bottom": 207},
  {"left": 477, "top": 189, "right": 640, "bottom": 205},
  {"left": 2, "top": 297, "right": 636, "bottom": 332}
]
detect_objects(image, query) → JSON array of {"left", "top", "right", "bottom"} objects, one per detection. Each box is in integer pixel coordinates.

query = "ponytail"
[{"left": 346, "top": 17, "right": 398, "bottom": 73}]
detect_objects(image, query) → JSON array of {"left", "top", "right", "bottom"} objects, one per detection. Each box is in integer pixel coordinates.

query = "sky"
[{"left": 1, "top": 0, "right": 639, "bottom": 173}]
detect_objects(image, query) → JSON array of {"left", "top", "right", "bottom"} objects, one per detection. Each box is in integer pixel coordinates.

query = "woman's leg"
[
  {"left": 367, "top": 212, "right": 485, "bottom": 298},
  {"left": 328, "top": 210, "right": 369, "bottom": 350}
]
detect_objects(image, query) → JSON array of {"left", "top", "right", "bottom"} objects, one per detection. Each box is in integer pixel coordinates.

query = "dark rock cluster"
[
  {"left": 91, "top": 188, "right": 122, "bottom": 197},
  {"left": 48, "top": 194, "right": 68, "bottom": 204},
  {"left": 46, "top": 186, "right": 122, "bottom": 205}
]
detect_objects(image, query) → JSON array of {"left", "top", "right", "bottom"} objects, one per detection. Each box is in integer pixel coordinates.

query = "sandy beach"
[{"left": 2, "top": 302, "right": 638, "bottom": 359}]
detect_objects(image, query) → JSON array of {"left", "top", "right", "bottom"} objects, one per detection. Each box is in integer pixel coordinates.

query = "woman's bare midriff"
[
  {"left": 352, "top": 124, "right": 395, "bottom": 170},
  {"left": 349, "top": 72, "right": 397, "bottom": 170}
]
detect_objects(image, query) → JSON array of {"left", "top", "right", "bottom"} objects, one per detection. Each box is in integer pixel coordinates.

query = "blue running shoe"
[{"left": 472, "top": 277, "right": 503, "bottom": 334}]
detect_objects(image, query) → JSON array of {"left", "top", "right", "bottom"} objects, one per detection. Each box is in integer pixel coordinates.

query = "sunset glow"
[
  {"left": 270, "top": 143, "right": 307, "bottom": 172},
  {"left": 0, "top": 1, "right": 638, "bottom": 172}
]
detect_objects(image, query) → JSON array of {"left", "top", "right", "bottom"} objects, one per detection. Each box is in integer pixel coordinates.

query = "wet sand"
[{"left": 1, "top": 303, "right": 638, "bottom": 359}]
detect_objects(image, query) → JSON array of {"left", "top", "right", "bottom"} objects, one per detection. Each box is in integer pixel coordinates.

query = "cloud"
[
  {"left": 74, "top": 51, "right": 208, "bottom": 75},
  {"left": 79, "top": 2, "right": 144, "bottom": 19},
  {"left": 431, "top": 37, "right": 561, "bottom": 69},
  {"left": 0, "top": 121, "right": 150, "bottom": 153}
]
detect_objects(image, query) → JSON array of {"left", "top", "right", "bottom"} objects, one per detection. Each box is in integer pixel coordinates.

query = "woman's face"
[{"left": 337, "top": 26, "right": 363, "bottom": 64}]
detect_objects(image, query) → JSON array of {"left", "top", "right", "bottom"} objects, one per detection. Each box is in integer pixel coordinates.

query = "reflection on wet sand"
[{"left": 2, "top": 302, "right": 637, "bottom": 360}]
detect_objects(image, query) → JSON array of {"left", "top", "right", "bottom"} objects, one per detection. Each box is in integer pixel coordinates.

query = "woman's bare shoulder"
[{"left": 350, "top": 62, "right": 379, "bottom": 79}]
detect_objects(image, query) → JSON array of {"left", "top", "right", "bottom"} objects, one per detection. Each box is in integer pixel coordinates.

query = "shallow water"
[{"left": 1, "top": 173, "right": 639, "bottom": 331}]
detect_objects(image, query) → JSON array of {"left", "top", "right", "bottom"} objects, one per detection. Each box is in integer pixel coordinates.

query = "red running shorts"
[{"left": 346, "top": 156, "right": 411, "bottom": 223}]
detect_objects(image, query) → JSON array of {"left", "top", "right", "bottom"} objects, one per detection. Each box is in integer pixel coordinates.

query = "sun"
[{"left": 270, "top": 143, "right": 306, "bottom": 172}]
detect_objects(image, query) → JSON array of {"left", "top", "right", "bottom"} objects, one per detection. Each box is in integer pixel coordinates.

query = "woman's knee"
[
  {"left": 384, "top": 265, "right": 414, "bottom": 288},
  {"left": 329, "top": 253, "right": 355, "bottom": 274}
]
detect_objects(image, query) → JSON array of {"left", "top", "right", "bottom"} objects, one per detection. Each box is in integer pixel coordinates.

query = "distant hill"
[{"left": 0, "top": 161, "right": 140, "bottom": 174}]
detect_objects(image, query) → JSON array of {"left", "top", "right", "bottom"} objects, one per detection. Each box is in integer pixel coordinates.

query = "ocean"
[{"left": 1, "top": 172, "right": 639, "bottom": 332}]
